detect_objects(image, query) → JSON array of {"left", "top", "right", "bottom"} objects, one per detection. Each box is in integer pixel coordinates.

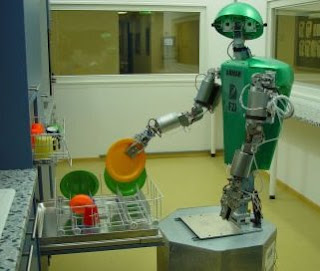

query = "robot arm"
[
  {"left": 231, "top": 71, "right": 294, "bottom": 179},
  {"left": 220, "top": 71, "right": 294, "bottom": 226},
  {"left": 126, "top": 69, "right": 221, "bottom": 158}
]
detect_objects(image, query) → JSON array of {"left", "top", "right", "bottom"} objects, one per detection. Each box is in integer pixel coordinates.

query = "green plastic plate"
[
  {"left": 104, "top": 168, "right": 146, "bottom": 196},
  {"left": 60, "top": 170, "right": 99, "bottom": 199}
]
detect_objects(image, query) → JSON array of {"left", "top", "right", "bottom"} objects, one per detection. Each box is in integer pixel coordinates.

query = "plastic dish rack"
[
  {"left": 55, "top": 176, "right": 163, "bottom": 236},
  {"left": 32, "top": 118, "right": 72, "bottom": 165}
]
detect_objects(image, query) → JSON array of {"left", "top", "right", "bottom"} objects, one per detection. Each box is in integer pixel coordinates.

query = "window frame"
[
  {"left": 50, "top": 0, "right": 207, "bottom": 84},
  {"left": 267, "top": 0, "right": 320, "bottom": 118}
]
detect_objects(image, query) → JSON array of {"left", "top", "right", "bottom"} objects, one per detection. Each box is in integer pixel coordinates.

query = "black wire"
[{"left": 227, "top": 41, "right": 234, "bottom": 60}]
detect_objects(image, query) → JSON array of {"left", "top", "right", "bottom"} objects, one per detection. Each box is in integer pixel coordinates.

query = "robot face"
[
  {"left": 221, "top": 17, "right": 257, "bottom": 34},
  {"left": 213, "top": 2, "right": 264, "bottom": 40}
]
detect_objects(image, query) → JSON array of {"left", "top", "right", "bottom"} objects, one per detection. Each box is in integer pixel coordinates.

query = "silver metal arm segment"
[
  {"left": 220, "top": 71, "right": 293, "bottom": 227},
  {"left": 126, "top": 69, "right": 221, "bottom": 158}
]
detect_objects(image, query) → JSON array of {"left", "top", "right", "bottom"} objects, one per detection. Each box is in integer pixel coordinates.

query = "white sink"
[{"left": 0, "top": 189, "right": 15, "bottom": 239}]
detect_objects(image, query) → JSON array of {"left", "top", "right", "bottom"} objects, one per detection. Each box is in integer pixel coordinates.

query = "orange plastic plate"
[{"left": 105, "top": 138, "right": 146, "bottom": 183}]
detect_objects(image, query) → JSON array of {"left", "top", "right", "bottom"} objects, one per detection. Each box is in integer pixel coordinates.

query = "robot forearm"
[
  {"left": 126, "top": 105, "right": 205, "bottom": 158},
  {"left": 126, "top": 69, "right": 221, "bottom": 158},
  {"left": 195, "top": 68, "right": 221, "bottom": 111}
]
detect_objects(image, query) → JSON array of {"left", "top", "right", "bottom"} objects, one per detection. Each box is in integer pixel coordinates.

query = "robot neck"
[{"left": 233, "top": 38, "right": 252, "bottom": 60}]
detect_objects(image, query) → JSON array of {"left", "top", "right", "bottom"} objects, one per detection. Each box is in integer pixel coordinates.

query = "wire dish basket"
[
  {"left": 55, "top": 175, "right": 163, "bottom": 236},
  {"left": 31, "top": 118, "right": 72, "bottom": 165}
]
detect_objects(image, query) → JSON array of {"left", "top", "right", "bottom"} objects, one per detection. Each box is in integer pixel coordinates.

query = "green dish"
[
  {"left": 60, "top": 170, "right": 99, "bottom": 199},
  {"left": 104, "top": 168, "right": 146, "bottom": 196}
]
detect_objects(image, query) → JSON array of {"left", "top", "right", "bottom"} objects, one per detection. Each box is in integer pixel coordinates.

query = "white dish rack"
[
  {"left": 52, "top": 175, "right": 163, "bottom": 236},
  {"left": 31, "top": 118, "right": 72, "bottom": 165}
]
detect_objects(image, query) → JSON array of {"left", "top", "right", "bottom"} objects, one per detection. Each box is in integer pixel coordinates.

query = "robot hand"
[
  {"left": 126, "top": 69, "right": 221, "bottom": 158},
  {"left": 125, "top": 105, "right": 205, "bottom": 158}
]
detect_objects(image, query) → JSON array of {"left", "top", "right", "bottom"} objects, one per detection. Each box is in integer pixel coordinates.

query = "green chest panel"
[{"left": 220, "top": 57, "right": 293, "bottom": 169}]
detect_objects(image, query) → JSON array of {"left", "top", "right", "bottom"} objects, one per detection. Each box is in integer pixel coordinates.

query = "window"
[
  {"left": 50, "top": 10, "right": 200, "bottom": 75},
  {"left": 275, "top": 2, "right": 320, "bottom": 86}
]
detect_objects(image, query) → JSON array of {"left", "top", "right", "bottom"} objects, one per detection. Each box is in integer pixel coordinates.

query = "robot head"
[{"left": 212, "top": 2, "right": 264, "bottom": 40}]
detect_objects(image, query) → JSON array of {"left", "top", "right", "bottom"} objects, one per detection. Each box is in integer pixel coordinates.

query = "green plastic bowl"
[
  {"left": 60, "top": 170, "right": 99, "bottom": 199},
  {"left": 104, "top": 168, "right": 146, "bottom": 196}
]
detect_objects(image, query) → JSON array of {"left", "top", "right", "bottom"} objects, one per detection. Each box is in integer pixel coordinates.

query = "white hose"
[
  {"left": 238, "top": 81, "right": 294, "bottom": 214},
  {"left": 268, "top": 94, "right": 294, "bottom": 119},
  {"left": 239, "top": 84, "right": 295, "bottom": 120}
]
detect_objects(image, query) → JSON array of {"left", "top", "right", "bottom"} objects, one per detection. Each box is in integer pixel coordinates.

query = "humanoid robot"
[{"left": 127, "top": 2, "right": 294, "bottom": 230}]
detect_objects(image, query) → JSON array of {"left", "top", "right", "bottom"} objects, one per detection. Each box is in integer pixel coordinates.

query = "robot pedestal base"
[
  {"left": 157, "top": 206, "right": 277, "bottom": 271},
  {"left": 180, "top": 213, "right": 261, "bottom": 239}
]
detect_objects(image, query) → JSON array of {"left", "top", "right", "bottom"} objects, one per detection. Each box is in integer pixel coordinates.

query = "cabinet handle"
[
  {"left": 26, "top": 245, "right": 34, "bottom": 271},
  {"left": 32, "top": 206, "right": 40, "bottom": 240},
  {"left": 29, "top": 84, "right": 40, "bottom": 92}
]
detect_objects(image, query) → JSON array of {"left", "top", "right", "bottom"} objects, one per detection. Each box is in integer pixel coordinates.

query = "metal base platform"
[
  {"left": 158, "top": 206, "right": 277, "bottom": 271},
  {"left": 180, "top": 213, "right": 261, "bottom": 239}
]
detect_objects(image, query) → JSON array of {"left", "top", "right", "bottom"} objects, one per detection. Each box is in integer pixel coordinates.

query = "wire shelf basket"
[
  {"left": 54, "top": 175, "right": 163, "bottom": 236},
  {"left": 31, "top": 118, "right": 72, "bottom": 165}
]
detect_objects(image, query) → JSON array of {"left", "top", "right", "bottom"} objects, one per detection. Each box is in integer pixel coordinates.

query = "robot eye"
[
  {"left": 245, "top": 20, "right": 256, "bottom": 32},
  {"left": 222, "top": 20, "right": 234, "bottom": 32}
]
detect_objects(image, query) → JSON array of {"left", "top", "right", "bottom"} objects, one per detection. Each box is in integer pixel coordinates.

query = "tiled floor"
[{"left": 50, "top": 154, "right": 320, "bottom": 270}]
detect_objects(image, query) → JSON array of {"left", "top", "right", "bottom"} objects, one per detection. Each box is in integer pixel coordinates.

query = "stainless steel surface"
[
  {"left": 180, "top": 213, "right": 261, "bottom": 239},
  {"left": 32, "top": 205, "right": 40, "bottom": 240},
  {"left": 230, "top": 150, "right": 253, "bottom": 178},
  {"left": 37, "top": 164, "right": 55, "bottom": 201},
  {"left": 29, "top": 84, "right": 40, "bottom": 92},
  {"left": 158, "top": 206, "right": 277, "bottom": 271},
  {"left": 0, "top": 189, "right": 15, "bottom": 238},
  {"left": 246, "top": 89, "right": 269, "bottom": 119},
  {"left": 41, "top": 97, "right": 56, "bottom": 125},
  {"left": 156, "top": 113, "right": 182, "bottom": 133},
  {"left": 41, "top": 233, "right": 163, "bottom": 253},
  {"left": 26, "top": 245, "right": 34, "bottom": 271},
  {"left": 195, "top": 72, "right": 216, "bottom": 106}
]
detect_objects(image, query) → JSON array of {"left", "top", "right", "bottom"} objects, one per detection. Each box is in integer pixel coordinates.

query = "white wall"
[
  {"left": 54, "top": 76, "right": 212, "bottom": 157},
  {"left": 277, "top": 119, "right": 320, "bottom": 206},
  {"left": 52, "top": 0, "right": 267, "bottom": 158}
]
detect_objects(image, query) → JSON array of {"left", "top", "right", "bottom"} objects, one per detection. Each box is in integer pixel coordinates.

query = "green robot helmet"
[{"left": 212, "top": 2, "right": 264, "bottom": 40}]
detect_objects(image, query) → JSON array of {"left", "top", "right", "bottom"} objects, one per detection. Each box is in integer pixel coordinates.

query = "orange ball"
[
  {"left": 31, "top": 123, "right": 45, "bottom": 146},
  {"left": 31, "top": 123, "right": 45, "bottom": 134},
  {"left": 69, "top": 194, "right": 94, "bottom": 215}
]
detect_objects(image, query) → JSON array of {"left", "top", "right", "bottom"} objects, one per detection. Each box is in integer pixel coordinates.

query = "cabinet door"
[
  {"left": 39, "top": 0, "right": 51, "bottom": 97},
  {"left": 0, "top": 1, "right": 33, "bottom": 170},
  {"left": 24, "top": 0, "right": 42, "bottom": 89}
]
